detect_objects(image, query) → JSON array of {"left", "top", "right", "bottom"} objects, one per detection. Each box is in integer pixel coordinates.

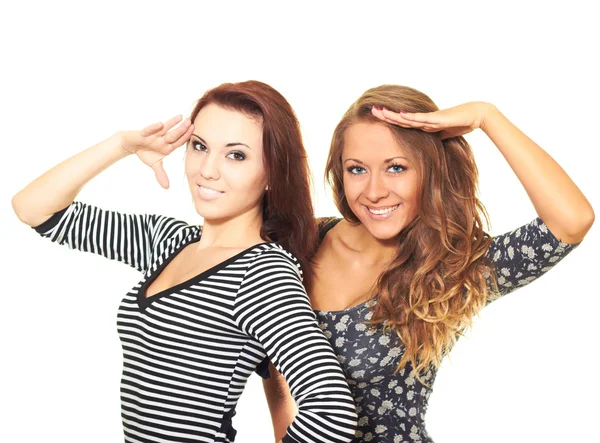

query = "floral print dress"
[{"left": 314, "top": 217, "right": 579, "bottom": 442}]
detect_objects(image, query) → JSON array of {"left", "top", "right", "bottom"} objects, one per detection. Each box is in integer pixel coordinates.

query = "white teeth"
[
  {"left": 368, "top": 205, "right": 398, "bottom": 215},
  {"left": 200, "top": 185, "right": 222, "bottom": 194}
]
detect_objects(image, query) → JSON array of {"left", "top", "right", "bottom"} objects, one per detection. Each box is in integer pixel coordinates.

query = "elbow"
[
  {"left": 11, "top": 192, "right": 29, "bottom": 225},
  {"left": 560, "top": 205, "right": 595, "bottom": 244}
]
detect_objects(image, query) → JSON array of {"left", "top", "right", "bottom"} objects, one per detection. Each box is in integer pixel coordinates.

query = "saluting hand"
[
  {"left": 371, "top": 101, "right": 492, "bottom": 140},
  {"left": 119, "top": 115, "right": 194, "bottom": 189}
]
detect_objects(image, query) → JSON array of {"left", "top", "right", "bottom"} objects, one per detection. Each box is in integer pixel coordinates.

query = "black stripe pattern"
[{"left": 35, "top": 202, "right": 358, "bottom": 443}]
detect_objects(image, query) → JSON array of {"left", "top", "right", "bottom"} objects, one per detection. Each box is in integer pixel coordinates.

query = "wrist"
[
  {"left": 477, "top": 102, "right": 499, "bottom": 133},
  {"left": 114, "top": 131, "right": 136, "bottom": 156}
]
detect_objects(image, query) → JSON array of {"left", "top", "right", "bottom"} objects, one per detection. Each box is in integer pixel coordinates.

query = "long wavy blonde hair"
[{"left": 325, "top": 85, "right": 496, "bottom": 376}]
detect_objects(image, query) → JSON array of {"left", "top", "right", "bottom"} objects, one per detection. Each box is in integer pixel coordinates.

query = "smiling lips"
[
  {"left": 365, "top": 204, "right": 400, "bottom": 219},
  {"left": 197, "top": 184, "right": 224, "bottom": 200}
]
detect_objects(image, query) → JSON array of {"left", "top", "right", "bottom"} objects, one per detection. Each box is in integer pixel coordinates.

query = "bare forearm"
[
  {"left": 262, "top": 363, "right": 297, "bottom": 442},
  {"left": 481, "top": 104, "right": 594, "bottom": 243},
  {"left": 12, "top": 133, "right": 130, "bottom": 227}
]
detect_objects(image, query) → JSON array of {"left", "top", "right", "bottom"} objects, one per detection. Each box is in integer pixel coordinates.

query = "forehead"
[
  {"left": 193, "top": 103, "right": 263, "bottom": 145},
  {"left": 343, "top": 122, "right": 406, "bottom": 160}
]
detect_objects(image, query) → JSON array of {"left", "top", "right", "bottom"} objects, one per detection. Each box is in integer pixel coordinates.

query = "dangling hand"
[
  {"left": 119, "top": 115, "right": 194, "bottom": 188},
  {"left": 371, "top": 102, "right": 492, "bottom": 139}
]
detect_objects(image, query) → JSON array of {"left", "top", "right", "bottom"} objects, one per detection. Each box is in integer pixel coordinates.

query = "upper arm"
[
  {"left": 33, "top": 201, "right": 190, "bottom": 272},
  {"left": 486, "top": 217, "right": 580, "bottom": 300}
]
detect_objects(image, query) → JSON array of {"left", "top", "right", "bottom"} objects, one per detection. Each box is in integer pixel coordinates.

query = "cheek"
[
  {"left": 230, "top": 164, "right": 267, "bottom": 194},
  {"left": 342, "top": 175, "right": 361, "bottom": 201}
]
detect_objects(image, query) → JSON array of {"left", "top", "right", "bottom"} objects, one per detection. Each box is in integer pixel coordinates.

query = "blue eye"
[
  {"left": 347, "top": 166, "right": 367, "bottom": 175},
  {"left": 388, "top": 164, "right": 405, "bottom": 173},
  {"left": 226, "top": 151, "right": 246, "bottom": 161},
  {"left": 190, "top": 140, "right": 208, "bottom": 152}
]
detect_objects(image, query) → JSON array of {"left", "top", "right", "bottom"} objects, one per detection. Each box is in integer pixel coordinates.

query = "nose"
[
  {"left": 365, "top": 173, "right": 389, "bottom": 202},
  {"left": 199, "top": 152, "right": 221, "bottom": 181}
]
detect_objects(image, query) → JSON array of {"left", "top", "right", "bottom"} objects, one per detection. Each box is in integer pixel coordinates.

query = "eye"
[
  {"left": 387, "top": 164, "right": 406, "bottom": 174},
  {"left": 190, "top": 140, "right": 208, "bottom": 152},
  {"left": 347, "top": 165, "right": 367, "bottom": 175},
  {"left": 226, "top": 151, "right": 246, "bottom": 161}
]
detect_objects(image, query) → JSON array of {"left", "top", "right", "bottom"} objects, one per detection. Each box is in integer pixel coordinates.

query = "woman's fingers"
[
  {"left": 172, "top": 123, "right": 195, "bottom": 148},
  {"left": 163, "top": 118, "right": 192, "bottom": 144},
  {"left": 140, "top": 122, "right": 164, "bottom": 137},
  {"left": 151, "top": 161, "right": 170, "bottom": 189},
  {"left": 160, "top": 115, "right": 184, "bottom": 135}
]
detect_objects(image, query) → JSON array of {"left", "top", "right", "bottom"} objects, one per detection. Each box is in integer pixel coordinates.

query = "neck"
[
  {"left": 197, "top": 208, "right": 264, "bottom": 250},
  {"left": 342, "top": 221, "right": 399, "bottom": 266}
]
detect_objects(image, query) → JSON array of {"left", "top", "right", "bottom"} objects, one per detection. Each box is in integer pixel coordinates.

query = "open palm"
[
  {"left": 120, "top": 115, "right": 194, "bottom": 188},
  {"left": 372, "top": 102, "right": 490, "bottom": 139}
]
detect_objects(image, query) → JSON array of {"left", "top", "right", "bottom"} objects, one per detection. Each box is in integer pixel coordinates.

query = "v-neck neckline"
[{"left": 136, "top": 234, "right": 270, "bottom": 310}]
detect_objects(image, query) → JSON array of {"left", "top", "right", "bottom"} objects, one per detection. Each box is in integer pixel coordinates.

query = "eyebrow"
[
  {"left": 343, "top": 156, "right": 407, "bottom": 164},
  {"left": 192, "top": 134, "right": 252, "bottom": 150}
]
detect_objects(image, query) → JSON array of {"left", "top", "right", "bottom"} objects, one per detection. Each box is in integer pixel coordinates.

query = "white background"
[{"left": 1, "top": 1, "right": 599, "bottom": 442}]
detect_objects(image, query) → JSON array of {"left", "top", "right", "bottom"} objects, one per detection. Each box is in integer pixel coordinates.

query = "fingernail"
[
  {"left": 373, "top": 105, "right": 383, "bottom": 110},
  {"left": 400, "top": 110, "right": 406, "bottom": 114}
]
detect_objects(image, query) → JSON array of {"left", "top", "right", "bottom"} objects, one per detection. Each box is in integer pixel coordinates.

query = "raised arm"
[
  {"left": 234, "top": 250, "right": 357, "bottom": 443},
  {"left": 12, "top": 115, "right": 193, "bottom": 227},
  {"left": 373, "top": 102, "right": 594, "bottom": 243}
]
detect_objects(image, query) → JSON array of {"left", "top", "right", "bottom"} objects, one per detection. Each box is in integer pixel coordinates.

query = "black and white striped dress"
[{"left": 34, "top": 202, "right": 358, "bottom": 443}]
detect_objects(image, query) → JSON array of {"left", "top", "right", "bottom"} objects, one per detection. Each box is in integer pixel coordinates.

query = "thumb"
[{"left": 152, "top": 161, "right": 170, "bottom": 189}]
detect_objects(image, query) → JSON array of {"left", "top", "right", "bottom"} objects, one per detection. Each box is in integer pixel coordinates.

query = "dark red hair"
[{"left": 190, "top": 80, "right": 317, "bottom": 275}]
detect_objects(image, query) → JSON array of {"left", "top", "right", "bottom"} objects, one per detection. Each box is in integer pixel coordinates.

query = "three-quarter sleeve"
[
  {"left": 33, "top": 201, "right": 190, "bottom": 273},
  {"left": 233, "top": 249, "right": 357, "bottom": 443},
  {"left": 486, "top": 217, "right": 580, "bottom": 300}
]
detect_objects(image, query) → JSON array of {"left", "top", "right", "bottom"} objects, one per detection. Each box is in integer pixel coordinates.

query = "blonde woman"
[{"left": 262, "top": 85, "right": 594, "bottom": 442}]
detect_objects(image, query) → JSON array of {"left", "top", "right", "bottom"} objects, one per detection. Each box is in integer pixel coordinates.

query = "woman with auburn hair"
[
  {"left": 12, "top": 80, "right": 357, "bottom": 443},
  {"left": 262, "top": 85, "right": 594, "bottom": 442}
]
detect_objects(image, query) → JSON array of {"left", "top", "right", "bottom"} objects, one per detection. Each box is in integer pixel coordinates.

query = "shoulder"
[
  {"left": 241, "top": 243, "right": 303, "bottom": 282},
  {"left": 317, "top": 217, "right": 343, "bottom": 243}
]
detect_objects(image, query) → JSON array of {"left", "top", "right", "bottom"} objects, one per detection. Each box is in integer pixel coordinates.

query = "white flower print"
[
  {"left": 349, "top": 358, "right": 361, "bottom": 367},
  {"left": 335, "top": 322, "right": 347, "bottom": 332},
  {"left": 407, "top": 390, "right": 414, "bottom": 400},
  {"left": 364, "top": 433, "right": 373, "bottom": 441},
  {"left": 378, "top": 335, "right": 391, "bottom": 345},
  {"left": 340, "top": 314, "right": 350, "bottom": 323},
  {"left": 355, "top": 323, "right": 367, "bottom": 331},
  {"left": 389, "top": 347, "right": 402, "bottom": 357},
  {"left": 358, "top": 416, "right": 369, "bottom": 426},
  {"left": 375, "top": 425, "right": 387, "bottom": 434},
  {"left": 335, "top": 337, "right": 345, "bottom": 347},
  {"left": 371, "top": 376, "right": 384, "bottom": 383},
  {"left": 351, "top": 370, "right": 365, "bottom": 378},
  {"left": 370, "top": 388, "right": 380, "bottom": 396}
]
